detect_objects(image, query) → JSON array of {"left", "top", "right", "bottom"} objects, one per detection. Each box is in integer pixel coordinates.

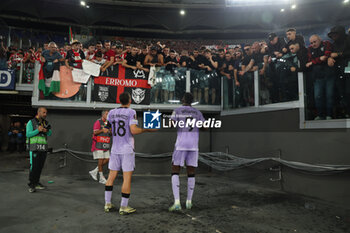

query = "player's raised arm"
[
  {"left": 130, "top": 124, "right": 158, "bottom": 135},
  {"left": 126, "top": 100, "right": 158, "bottom": 135}
]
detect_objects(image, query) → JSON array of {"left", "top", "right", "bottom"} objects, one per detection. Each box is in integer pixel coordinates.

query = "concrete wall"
[
  {"left": 212, "top": 109, "right": 350, "bottom": 207},
  {"left": 41, "top": 108, "right": 350, "bottom": 207},
  {"left": 43, "top": 109, "right": 211, "bottom": 176}
]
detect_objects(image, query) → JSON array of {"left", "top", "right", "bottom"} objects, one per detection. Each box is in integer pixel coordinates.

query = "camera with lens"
[{"left": 43, "top": 120, "right": 51, "bottom": 130}]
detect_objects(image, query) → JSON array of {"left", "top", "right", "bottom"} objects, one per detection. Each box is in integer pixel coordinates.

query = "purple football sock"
[
  {"left": 171, "top": 174, "right": 180, "bottom": 201},
  {"left": 121, "top": 193, "right": 130, "bottom": 207},
  {"left": 105, "top": 186, "right": 113, "bottom": 204},
  {"left": 187, "top": 177, "right": 195, "bottom": 201},
  {"left": 121, "top": 197, "right": 129, "bottom": 207}
]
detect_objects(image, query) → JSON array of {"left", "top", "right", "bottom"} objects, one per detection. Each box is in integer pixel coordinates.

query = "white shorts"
[{"left": 92, "top": 150, "right": 110, "bottom": 159}]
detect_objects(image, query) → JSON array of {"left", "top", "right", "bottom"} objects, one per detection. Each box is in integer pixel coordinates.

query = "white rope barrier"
[{"left": 51, "top": 149, "right": 350, "bottom": 174}]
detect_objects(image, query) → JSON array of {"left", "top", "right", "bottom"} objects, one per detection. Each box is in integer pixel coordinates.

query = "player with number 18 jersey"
[
  {"left": 104, "top": 92, "right": 157, "bottom": 215},
  {"left": 108, "top": 107, "right": 138, "bottom": 156}
]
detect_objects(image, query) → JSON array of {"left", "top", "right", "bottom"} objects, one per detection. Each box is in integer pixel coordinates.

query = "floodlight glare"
[
  {"left": 291, "top": 4, "right": 297, "bottom": 9},
  {"left": 80, "top": 1, "right": 86, "bottom": 6},
  {"left": 344, "top": 0, "right": 350, "bottom": 4},
  {"left": 226, "top": 0, "right": 290, "bottom": 7},
  {"left": 280, "top": 8, "right": 285, "bottom": 12},
  {"left": 86, "top": 5, "right": 90, "bottom": 8},
  {"left": 180, "top": 10, "right": 185, "bottom": 15}
]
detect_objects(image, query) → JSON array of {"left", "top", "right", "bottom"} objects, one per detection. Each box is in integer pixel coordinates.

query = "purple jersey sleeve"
[
  {"left": 170, "top": 110, "right": 177, "bottom": 122},
  {"left": 129, "top": 110, "right": 138, "bottom": 126}
]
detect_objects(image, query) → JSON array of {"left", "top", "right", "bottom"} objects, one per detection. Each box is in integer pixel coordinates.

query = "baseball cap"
[{"left": 268, "top": 33, "right": 277, "bottom": 41}]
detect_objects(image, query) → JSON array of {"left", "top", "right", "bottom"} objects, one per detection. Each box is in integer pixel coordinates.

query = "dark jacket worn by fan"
[
  {"left": 268, "top": 37, "right": 287, "bottom": 58},
  {"left": 328, "top": 26, "right": 350, "bottom": 69},
  {"left": 295, "top": 46, "right": 309, "bottom": 72}
]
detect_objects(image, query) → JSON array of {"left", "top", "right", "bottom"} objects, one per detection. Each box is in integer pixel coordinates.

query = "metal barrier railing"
[{"left": 30, "top": 61, "right": 301, "bottom": 112}]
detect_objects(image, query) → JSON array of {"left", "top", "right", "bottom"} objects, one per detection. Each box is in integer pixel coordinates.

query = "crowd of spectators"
[{"left": 1, "top": 25, "right": 350, "bottom": 120}]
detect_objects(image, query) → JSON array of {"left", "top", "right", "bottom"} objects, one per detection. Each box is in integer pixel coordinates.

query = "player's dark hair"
[
  {"left": 119, "top": 92, "right": 131, "bottom": 105},
  {"left": 182, "top": 92, "right": 193, "bottom": 105},
  {"left": 95, "top": 51, "right": 102, "bottom": 57}
]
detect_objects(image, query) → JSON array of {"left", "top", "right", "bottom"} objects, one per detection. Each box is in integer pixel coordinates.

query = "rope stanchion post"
[
  {"left": 268, "top": 150, "right": 285, "bottom": 191},
  {"left": 269, "top": 150, "right": 282, "bottom": 187},
  {"left": 59, "top": 143, "right": 68, "bottom": 168}
]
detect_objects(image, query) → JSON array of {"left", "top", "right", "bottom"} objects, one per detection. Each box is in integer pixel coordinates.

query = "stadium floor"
[{"left": 0, "top": 152, "right": 349, "bottom": 233}]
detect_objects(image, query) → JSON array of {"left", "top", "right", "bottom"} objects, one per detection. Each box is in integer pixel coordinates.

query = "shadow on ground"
[{"left": 0, "top": 152, "right": 349, "bottom": 233}]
